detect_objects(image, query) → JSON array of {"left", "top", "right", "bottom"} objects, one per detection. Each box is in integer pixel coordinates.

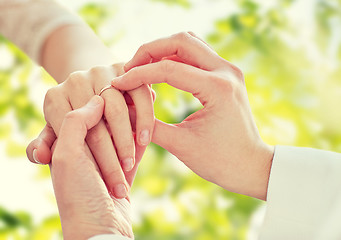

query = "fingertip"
[
  {"left": 26, "top": 140, "right": 37, "bottom": 163},
  {"left": 32, "top": 149, "right": 41, "bottom": 164},
  {"left": 27, "top": 140, "right": 48, "bottom": 165},
  {"left": 32, "top": 147, "right": 51, "bottom": 165},
  {"left": 81, "top": 95, "right": 105, "bottom": 130},
  {"left": 111, "top": 76, "right": 123, "bottom": 87},
  {"left": 122, "top": 157, "right": 135, "bottom": 172},
  {"left": 139, "top": 129, "right": 150, "bottom": 146}
]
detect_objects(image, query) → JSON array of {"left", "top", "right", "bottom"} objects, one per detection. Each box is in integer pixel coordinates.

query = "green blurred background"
[{"left": 1, "top": 0, "right": 341, "bottom": 239}]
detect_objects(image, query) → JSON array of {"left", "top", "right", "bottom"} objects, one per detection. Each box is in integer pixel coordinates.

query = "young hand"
[{"left": 111, "top": 32, "right": 274, "bottom": 200}]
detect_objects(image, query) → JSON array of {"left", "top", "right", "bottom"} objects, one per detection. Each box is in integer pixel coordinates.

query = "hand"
[
  {"left": 27, "top": 63, "right": 155, "bottom": 198},
  {"left": 111, "top": 32, "right": 274, "bottom": 200},
  {"left": 51, "top": 95, "right": 134, "bottom": 239}
]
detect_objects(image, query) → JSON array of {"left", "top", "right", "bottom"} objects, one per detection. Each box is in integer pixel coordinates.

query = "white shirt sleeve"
[
  {"left": 88, "top": 234, "right": 131, "bottom": 240},
  {"left": 259, "top": 145, "right": 341, "bottom": 240},
  {"left": 0, "top": 0, "right": 82, "bottom": 64}
]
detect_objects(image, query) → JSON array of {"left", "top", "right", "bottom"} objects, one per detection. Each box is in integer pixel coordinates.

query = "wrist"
[
  {"left": 62, "top": 221, "right": 119, "bottom": 240},
  {"left": 247, "top": 143, "right": 274, "bottom": 200},
  {"left": 60, "top": 198, "right": 133, "bottom": 240},
  {"left": 218, "top": 141, "right": 274, "bottom": 201}
]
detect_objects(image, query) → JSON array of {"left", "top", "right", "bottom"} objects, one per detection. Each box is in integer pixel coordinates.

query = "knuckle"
[
  {"left": 44, "top": 87, "right": 58, "bottom": 104},
  {"left": 173, "top": 31, "right": 191, "bottom": 41},
  {"left": 45, "top": 85, "right": 63, "bottom": 100},
  {"left": 52, "top": 148, "right": 71, "bottom": 168},
  {"left": 222, "top": 62, "right": 244, "bottom": 83},
  {"left": 89, "top": 65, "right": 106, "bottom": 76},
  {"left": 210, "top": 73, "right": 234, "bottom": 94},
  {"left": 172, "top": 32, "right": 192, "bottom": 60},
  {"left": 52, "top": 152, "right": 65, "bottom": 165},
  {"left": 66, "top": 71, "right": 86, "bottom": 88},
  {"left": 86, "top": 127, "right": 104, "bottom": 146},
  {"left": 106, "top": 100, "right": 128, "bottom": 118},
  {"left": 63, "top": 111, "right": 83, "bottom": 125},
  {"left": 159, "top": 60, "right": 176, "bottom": 75},
  {"left": 116, "top": 143, "right": 134, "bottom": 157},
  {"left": 231, "top": 64, "right": 244, "bottom": 82},
  {"left": 43, "top": 86, "right": 63, "bottom": 115},
  {"left": 52, "top": 149, "right": 81, "bottom": 169},
  {"left": 105, "top": 167, "right": 123, "bottom": 181}
]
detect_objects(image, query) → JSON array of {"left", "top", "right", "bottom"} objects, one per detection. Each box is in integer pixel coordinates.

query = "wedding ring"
[{"left": 98, "top": 85, "right": 113, "bottom": 96}]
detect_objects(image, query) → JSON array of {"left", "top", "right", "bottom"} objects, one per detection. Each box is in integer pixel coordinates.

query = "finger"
[
  {"left": 124, "top": 87, "right": 156, "bottom": 104},
  {"left": 44, "top": 87, "right": 114, "bottom": 193},
  {"left": 47, "top": 81, "right": 129, "bottom": 198},
  {"left": 127, "top": 85, "right": 155, "bottom": 146},
  {"left": 101, "top": 88, "right": 135, "bottom": 172},
  {"left": 54, "top": 96, "right": 124, "bottom": 195},
  {"left": 124, "top": 32, "right": 224, "bottom": 71},
  {"left": 43, "top": 86, "right": 72, "bottom": 136},
  {"left": 26, "top": 124, "right": 56, "bottom": 165},
  {"left": 66, "top": 69, "right": 131, "bottom": 198},
  {"left": 86, "top": 120, "right": 130, "bottom": 198},
  {"left": 124, "top": 105, "right": 146, "bottom": 186},
  {"left": 124, "top": 143, "right": 147, "bottom": 186},
  {"left": 151, "top": 88, "right": 156, "bottom": 103},
  {"left": 112, "top": 60, "right": 215, "bottom": 105},
  {"left": 58, "top": 96, "right": 104, "bottom": 147},
  {"left": 187, "top": 31, "right": 214, "bottom": 50}
]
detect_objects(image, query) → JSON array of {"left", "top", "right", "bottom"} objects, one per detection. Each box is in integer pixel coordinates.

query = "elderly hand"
[
  {"left": 27, "top": 63, "right": 154, "bottom": 198},
  {"left": 111, "top": 32, "right": 274, "bottom": 200},
  {"left": 51, "top": 95, "right": 135, "bottom": 239}
]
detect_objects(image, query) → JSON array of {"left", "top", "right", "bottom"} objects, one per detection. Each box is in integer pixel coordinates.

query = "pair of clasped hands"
[{"left": 26, "top": 32, "right": 274, "bottom": 239}]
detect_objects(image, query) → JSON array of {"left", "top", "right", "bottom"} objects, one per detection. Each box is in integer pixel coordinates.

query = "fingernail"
[
  {"left": 32, "top": 149, "right": 42, "bottom": 164},
  {"left": 122, "top": 157, "right": 134, "bottom": 172},
  {"left": 140, "top": 129, "right": 150, "bottom": 146},
  {"left": 88, "top": 96, "right": 101, "bottom": 107},
  {"left": 113, "top": 184, "right": 128, "bottom": 198},
  {"left": 140, "top": 129, "right": 150, "bottom": 145}
]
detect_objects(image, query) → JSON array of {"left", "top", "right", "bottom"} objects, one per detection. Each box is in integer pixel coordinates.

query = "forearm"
[{"left": 42, "top": 24, "right": 116, "bottom": 83}]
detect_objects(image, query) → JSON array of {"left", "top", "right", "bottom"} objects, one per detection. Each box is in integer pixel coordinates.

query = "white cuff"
[
  {"left": 259, "top": 145, "right": 341, "bottom": 239},
  {"left": 88, "top": 234, "right": 131, "bottom": 240}
]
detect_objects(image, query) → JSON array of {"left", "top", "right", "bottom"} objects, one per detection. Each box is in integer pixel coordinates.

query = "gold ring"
[{"left": 98, "top": 85, "right": 113, "bottom": 96}]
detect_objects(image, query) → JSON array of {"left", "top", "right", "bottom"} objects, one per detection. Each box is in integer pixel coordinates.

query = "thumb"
[
  {"left": 26, "top": 124, "right": 56, "bottom": 165},
  {"left": 152, "top": 119, "right": 183, "bottom": 154},
  {"left": 58, "top": 95, "right": 104, "bottom": 148}
]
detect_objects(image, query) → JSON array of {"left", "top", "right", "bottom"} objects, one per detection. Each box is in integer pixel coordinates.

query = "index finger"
[
  {"left": 124, "top": 32, "right": 225, "bottom": 72},
  {"left": 112, "top": 60, "right": 215, "bottom": 105}
]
